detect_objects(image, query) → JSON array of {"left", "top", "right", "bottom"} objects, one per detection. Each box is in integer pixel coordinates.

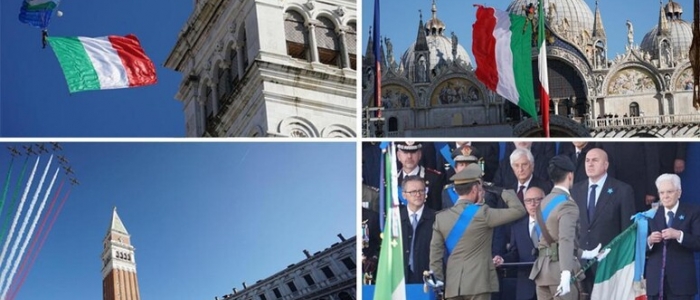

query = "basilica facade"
[
  {"left": 166, "top": 0, "right": 357, "bottom": 137},
  {"left": 362, "top": 0, "right": 700, "bottom": 137}
]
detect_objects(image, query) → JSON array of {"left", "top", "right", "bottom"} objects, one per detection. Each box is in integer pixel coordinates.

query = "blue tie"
[
  {"left": 409, "top": 213, "right": 418, "bottom": 271},
  {"left": 588, "top": 184, "right": 598, "bottom": 222},
  {"left": 667, "top": 211, "right": 674, "bottom": 228}
]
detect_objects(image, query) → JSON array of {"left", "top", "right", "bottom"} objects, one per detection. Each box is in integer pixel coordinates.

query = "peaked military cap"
[
  {"left": 450, "top": 164, "right": 483, "bottom": 185},
  {"left": 397, "top": 141, "right": 422, "bottom": 152},
  {"left": 549, "top": 155, "right": 575, "bottom": 172}
]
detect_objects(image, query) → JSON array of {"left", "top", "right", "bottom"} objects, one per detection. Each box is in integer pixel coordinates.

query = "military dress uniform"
[
  {"left": 430, "top": 164, "right": 526, "bottom": 300},
  {"left": 529, "top": 157, "right": 583, "bottom": 300}
]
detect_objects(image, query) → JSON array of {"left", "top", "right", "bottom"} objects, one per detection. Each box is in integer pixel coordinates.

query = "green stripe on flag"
[
  {"left": 595, "top": 225, "right": 636, "bottom": 283},
  {"left": 508, "top": 14, "right": 537, "bottom": 120},
  {"left": 374, "top": 149, "right": 405, "bottom": 300},
  {"left": 47, "top": 37, "right": 101, "bottom": 93}
]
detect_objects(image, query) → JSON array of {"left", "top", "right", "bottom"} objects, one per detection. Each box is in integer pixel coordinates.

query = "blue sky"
[
  {"left": 1, "top": 1, "right": 193, "bottom": 137},
  {"left": 0, "top": 142, "right": 356, "bottom": 299},
  {"left": 362, "top": 0, "right": 694, "bottom": 68}
]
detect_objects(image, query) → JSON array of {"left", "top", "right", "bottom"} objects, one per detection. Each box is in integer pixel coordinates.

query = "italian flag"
[
  {"left": 373, "top": 144, "right": 406, "bottom": 300},
  {"left": 472, "top": 5, "right": 537, "bottom": 120},
  {"left": 47, "top": 35, "right": 157, "bottom": 93},
  {"left": 537, "top": 0, "right": 551, "bottom": 136},
  {"left": 591, "top": 225, "right": 646, "bottom": 300}
]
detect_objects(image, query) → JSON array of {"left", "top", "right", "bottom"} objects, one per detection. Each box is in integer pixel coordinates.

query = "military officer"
[
  {"left": 529, "top": 156, "right": 606, "bottom": 300},
  {"left": 430, "top": 164, "right": 526, "bottom": 300},
  {"left": 397, "top": 141, "right": 444, "bottom": 211}
]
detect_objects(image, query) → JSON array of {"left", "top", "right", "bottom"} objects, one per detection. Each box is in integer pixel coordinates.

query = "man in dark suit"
[
  {"left": 657, "top": 142, "right": 687, "bottom": 175},
  {"left": 571, "top": 148, "right": 636, "bottom": 294},
  {"left": 508, "top": 148, "right": 553, "bottom": 199},
  {"left": 494, "top": 142, "right": 554, "bottom": 187},
  {"left": 399, "top": 175, "right": 436, "bottom": 284},
  {"left": 500, "top": 187, "right": 546, "bottom": 300},
  {"left": 396, "top": 142, "right": 443, "bottom": 211},
  {"left": 646, "top": 173, "right": 700, "bottom": 300}
]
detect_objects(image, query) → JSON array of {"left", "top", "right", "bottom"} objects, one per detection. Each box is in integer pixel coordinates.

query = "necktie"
[
  {"left": 517, "top": 185, "right": 525, "bottom": 202},
  {"left": 530, "top": 221, "right": 539, "bottom": 247},
  {"left": 409, "top": 213, "right": 418, "bottom": 271},
  {"left": 588, "top": 184, "right": 598, "bottom": 222},
  {"left": 660, "top": 211, "right": 674, "bottom": 300},
  {"left": 576, "top": 151, "right": 581, "bottom": 160}
]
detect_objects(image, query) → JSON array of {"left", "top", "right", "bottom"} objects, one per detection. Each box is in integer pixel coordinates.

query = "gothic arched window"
[
  {"left": 347, "top": 21, "right": 357, "bottom": 70},
  {"left": 629, "top": 102, "right": 640, "bottom": 117},
  {"left": 205, "top": 85, "right": 214, "bottom": 120},
  {"left": 284, "top": 10, "right": 309, "bottom": 61},
  {"left": 229, "top": 49, "right": 239, "bottom": 85},
  {"left": 217, "top": 65, "right": 230, "bottom": 103},
  {"left": 315, "top": 17, "right": 341, "bottom": 68},
  {"left": 388, "top": 117, "right": 398, "bottom": 132}
]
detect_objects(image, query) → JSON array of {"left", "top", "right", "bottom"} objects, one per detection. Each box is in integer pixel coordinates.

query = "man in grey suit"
[
  {"left": 529, "top": 156, "right": 605, "bottom": 300},
  {"left": 430, "top": 164, "right": 526, "bottom": 300}
]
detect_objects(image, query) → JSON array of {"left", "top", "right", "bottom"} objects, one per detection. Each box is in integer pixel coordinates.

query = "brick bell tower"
[{"left": 101, "top": 207, "right": 141, "bottom": 300}]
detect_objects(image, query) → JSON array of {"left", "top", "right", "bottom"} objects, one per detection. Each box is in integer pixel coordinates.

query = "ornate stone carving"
[
  {"left": 335, "top": 6, "right": 346, "bottom": 17},
  {"left": 431, "top": 78, "right": 481, "bottom": 105},
  {"left": 305, "top": 0, "right": 315, "bottom": 10},
  {"left": 289, "top": 129, "right": 308, "bottom": 137},
  {"left": 607, "top": 68, "right": 657, "bottom": 95},
  {"left": 675, "top": 68, "right": 694, "bottom": 91},
  {"left": 382, "top": 85, "right": 413, "bottom": 108},
  {"left": 229, "top": 23, "right": 237, "bottom": 34},
  {"left": 215, "top": 40, "right": 223, "bottom": 53}
]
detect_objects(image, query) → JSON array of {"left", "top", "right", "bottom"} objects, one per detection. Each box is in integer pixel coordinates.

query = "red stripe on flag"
[
  {"left": 473, "top": 5, "right": 499, "bottom": 91},
  {"left": 108, "top": 35, "right": 158, "bottom": 87}
]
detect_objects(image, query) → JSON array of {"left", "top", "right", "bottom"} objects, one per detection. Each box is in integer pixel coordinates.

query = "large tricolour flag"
[
  {"left": 472, "top": 5, "right": 538, "bottom": 120},
  {"left": 591, "top": 222, "right": 647, "bottom": 300},
  {"left": 373, "top": 143, "right": 406, "bottom": 300},
  {"left": 47, "top": 35, "right": 157, "bottom": 93}
]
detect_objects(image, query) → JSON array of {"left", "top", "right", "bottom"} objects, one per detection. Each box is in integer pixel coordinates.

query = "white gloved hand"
[
  {"left": 596, "top": 248, "right": 612, "bottom": 261},
  {"left": 581, "top": 243, "right": 602, "bottom": 259},
  {"left": 556, "top": 270, "right": 572, "bottom": 296},
  {"left": 427, "top": 279, "right": 445, "bottom": 288}
]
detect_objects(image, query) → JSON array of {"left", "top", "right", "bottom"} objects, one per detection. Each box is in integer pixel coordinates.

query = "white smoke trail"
[
  {"left": 0, "top": 167, "right": 59, "bottom": 300},
  {"left": 0, "top": 157, "right": 40, "bottom": 291},
  {"left": 0, "top": 155, "right": 52, "bottom": 299}
]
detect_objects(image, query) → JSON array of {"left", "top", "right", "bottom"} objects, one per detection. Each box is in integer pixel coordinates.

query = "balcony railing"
[{"left": 584, "top": 114, "right": 700, "bottom": 130}]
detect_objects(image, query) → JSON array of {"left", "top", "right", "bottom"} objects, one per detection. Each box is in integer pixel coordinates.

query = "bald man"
[{"left": 570, "top": 148, "right": 636, "bottom": 294}]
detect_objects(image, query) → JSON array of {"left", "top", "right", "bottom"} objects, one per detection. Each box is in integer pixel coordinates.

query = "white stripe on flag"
[
  {"left": 492, "top": 9, "right": 519, "bottom": 103},
  {"left": 78, "top": 37, "right": 129, "bottom": 89}
]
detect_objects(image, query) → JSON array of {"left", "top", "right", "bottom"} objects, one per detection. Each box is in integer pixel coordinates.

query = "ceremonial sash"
[
  {"left": 447, "top": 185, "right": 458, "bottom": 205},
  {"left": 439, "top": 143, "right": 455, "bottom": 168},
  {"left": 535, "top": 194, "right": 567, "bottom": 239},
  {"left": 445, "top": 204, "right": 480, "bottom": 255},
  {"left": 397, "top": 186, "right": 407, "bottom": 205}
]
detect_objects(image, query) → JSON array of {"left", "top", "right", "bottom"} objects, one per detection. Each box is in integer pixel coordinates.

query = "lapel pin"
[
  {"left": 680, "top": 215, "right": 685, "bottom": 220},
  {"left": 607, "top": 188, "right": 613, "bottom": 194}
]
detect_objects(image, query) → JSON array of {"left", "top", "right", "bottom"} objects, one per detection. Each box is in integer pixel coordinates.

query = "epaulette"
[{"left": 426, "top": 167, "right": 442, "bottom": 176}]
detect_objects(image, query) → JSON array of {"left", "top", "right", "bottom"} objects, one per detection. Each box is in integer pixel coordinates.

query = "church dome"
[
  {"left": 640, "top": 2, "right": 692, "bottom": 60},
  {"left": 506, "top": 0, "right": 594, "bottom": 42},
  {"left": 400, "top": 35, "right": 471, "bottom": 72},
  {"left": 400, "top": 1, "right": 472, "bottom": 71}
]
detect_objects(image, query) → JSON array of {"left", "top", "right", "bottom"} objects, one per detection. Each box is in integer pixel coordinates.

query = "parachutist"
[{"left": 42, "top": 29, "right": 48, "bottom": 49}]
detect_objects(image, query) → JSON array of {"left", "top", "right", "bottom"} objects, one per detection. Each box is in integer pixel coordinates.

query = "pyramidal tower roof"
[{"left": 109, "top": 207, "right": 129, "bottom": 235}]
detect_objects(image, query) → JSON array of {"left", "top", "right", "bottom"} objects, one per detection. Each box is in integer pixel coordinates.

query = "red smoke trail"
[{"left": 7, "top": 186, "right": 70, "bottom": 300}]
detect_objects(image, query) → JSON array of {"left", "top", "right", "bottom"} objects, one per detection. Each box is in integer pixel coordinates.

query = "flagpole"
[{"left": 373, "top": 0, "right": 382, "bottom": 119}]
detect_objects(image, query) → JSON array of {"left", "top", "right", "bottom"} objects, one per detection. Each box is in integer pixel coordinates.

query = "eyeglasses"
[
  {"left": 524, "top": 197, "right": 543, "bottom": 204},
  {"left": 404, "top": 190, "right": 426, "bottom": 196}
]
